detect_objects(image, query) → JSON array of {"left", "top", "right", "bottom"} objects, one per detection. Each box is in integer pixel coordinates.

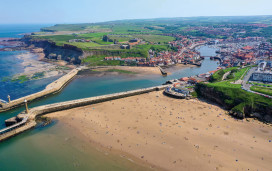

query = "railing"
[
  {"left": 241, "top": 86, "right": 272, "bottom": 99},
  {"left": 0, "top": 68, "right": 79, "bottom": 112},
  {"left": 0, "top": 116, "right": 29, "bottom": 135},
  {"left": 0, "top": 85, "right": 168, "bottom": 139},
  {"left": 0, "top": 99, "right": 7, "bottom": 104}
]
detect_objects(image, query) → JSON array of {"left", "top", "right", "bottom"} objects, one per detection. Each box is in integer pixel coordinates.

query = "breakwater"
[
  {"left": 0, "top": 85, "right": 168, "bottom": 142},
  {"left": 158, "top": 66, "right": 167, "bottom": 76},
  {"left": 0, "top": 68, "right": 80, "bottom": 112}
]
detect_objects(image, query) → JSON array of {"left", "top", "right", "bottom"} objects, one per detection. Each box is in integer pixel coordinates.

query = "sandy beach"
[
  {"left": 46, "top": 91, "right": 272, "bottom": 171},
  {"left": 91, "top": 64, "right": 195, "bottom": 76},
  {"left": 163, "top": 64, "right": 196, "bottom": 73},
  {"left": 91, "top": 66, "right": 162, "bottom": 75}
]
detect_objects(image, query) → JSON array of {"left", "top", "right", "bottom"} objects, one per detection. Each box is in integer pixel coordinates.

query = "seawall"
[
  {"left": 0, "top": 85, "right": 168, "bottom": 142},
  {"left": 0, "top": 68, "right": 80, "bottom": 113}
]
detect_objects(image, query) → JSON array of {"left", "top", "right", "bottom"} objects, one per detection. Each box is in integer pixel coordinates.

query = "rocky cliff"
[
  {"left": 22, "top": 36, "right": 144, "bottom": 65},
  {"left": 22, "top": 36, "right": 83, "bottom": 65}
]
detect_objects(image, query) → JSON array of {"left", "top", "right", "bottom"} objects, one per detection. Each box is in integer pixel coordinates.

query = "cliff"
[
  {"left": 83, "top": 49, "right": 146, "bottom": 58},
  {"left": 195, "top": 83, "right": 272, "bottom": 122},
  {"left": 22, "top": 36, "right": 83, "bottom": 65},
  {"left": 22, "top": 36, "right": 146, "bottom": 65}
]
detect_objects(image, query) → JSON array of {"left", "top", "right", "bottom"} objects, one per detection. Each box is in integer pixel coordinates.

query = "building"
[{"left": 252, "top": 71, "right": 272, "bottom": 82}]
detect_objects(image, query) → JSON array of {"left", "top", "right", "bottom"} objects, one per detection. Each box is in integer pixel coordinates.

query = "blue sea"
[
  {"left": 0, "top": 24, "right": 51, "bottom": 38},
  {"left": 0, "top": 24, "right": 56, "bottom": 101}
]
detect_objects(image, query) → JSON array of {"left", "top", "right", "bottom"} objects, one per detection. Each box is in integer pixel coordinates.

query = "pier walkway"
[
  {"left": 158, "top": 66, "right": 167, "bottom": 76},
  {"left": 0, "top": 68, "right": 81, "bottom": 112},
  {"left": 0, "top": 85, "right": 168, "bottom": 142}
]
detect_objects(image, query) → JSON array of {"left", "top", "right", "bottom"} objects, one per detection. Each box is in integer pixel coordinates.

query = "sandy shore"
[
  {"left": 46, "top": 91, "right": 272, "bottom": 171},
  {"left": 91, "top": 66, "right": 161, "bottom": 75},
  {"left": 92, "top": 64, "right": 195, "bottom": 76},
  {"left": 164, "top": 63, "right": 196, "bottom": 73}
]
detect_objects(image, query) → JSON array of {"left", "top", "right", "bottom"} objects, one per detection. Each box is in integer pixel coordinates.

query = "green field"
[
  {"left": 36, "top": 33, "right": 110, "bottom": 47},
  {"left": 108, "top": 35, "right": 133, "bottom": 42},
  {"left": 210, "top": 67, "right": 237, "bottom": 82},
  {"left": 211, "top": 67, "right": 249, "bottom": 82},
  {"left": 133, "top": 34, "right": 175, "bottom": 43},
  {"left": 250, "top": 86, "right": 272, "bottom": 96},
  {"left": 250, "top": 82, "right": 272, "bottom": 87}
]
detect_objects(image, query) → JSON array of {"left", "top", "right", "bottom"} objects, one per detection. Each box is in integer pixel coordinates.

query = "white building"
[{"left": 252, "top": 71, "right": 272, "bottom": 82}]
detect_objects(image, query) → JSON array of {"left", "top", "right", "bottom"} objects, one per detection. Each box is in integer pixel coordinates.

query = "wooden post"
[
  {"left": 24, "top": 99, "right": 29, "bottom": 114},
  {"left": 7, "top": 95, "right": 11, "bottom": 103}
]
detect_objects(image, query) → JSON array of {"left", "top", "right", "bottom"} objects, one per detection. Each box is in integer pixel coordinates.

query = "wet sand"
[
  {"left": 92, "top": 64, "right": 195, "bottom": 76},
  {"left": 46, "top": 91, "right": 272, "bottom": 170},
  {"left": 92, "top": 66, "right": 161, "bottom": 75},
  {"left": 164, "top": 63, "right": 196, "bottom": 73},
  {"left": 15, "top": 52, "right": 65, "bottom": 78}
]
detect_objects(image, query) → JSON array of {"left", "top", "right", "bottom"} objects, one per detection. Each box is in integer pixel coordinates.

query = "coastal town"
[
  {"left": 96, "top": 23, "right": 272, "bottom": 71},
  {"left": 1, "top": 14, "right": 272, "bottom": 171}
]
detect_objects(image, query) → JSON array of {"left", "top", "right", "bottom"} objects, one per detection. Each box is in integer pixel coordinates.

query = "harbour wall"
[
  {"left": 0, "top": 68, "right": 80, "bottom": 113},
  {"left": 0, "top": 85, "right": 168, "bottom": 142}
]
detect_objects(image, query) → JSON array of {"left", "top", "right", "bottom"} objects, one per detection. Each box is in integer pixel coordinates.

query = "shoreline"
[
  {"left": 86, "top": 64, "right": 197, "bottom": 77},
  {"left": 15, "top": 51, "right": 65, "bottom": 79},
  {"left": 0, "top": 68, "right": 80, "bottom": 112},
  {"left": 45, "top": 90, "right": 272, "bottom": 171}
]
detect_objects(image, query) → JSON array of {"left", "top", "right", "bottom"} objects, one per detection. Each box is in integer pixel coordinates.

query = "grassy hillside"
[
  {"left": 197, "top": 81, "right": 272, "bottom": 115},
  {"left": 250, "top": 86, "right": 272, "bottom": 96},
  {"left": 196, "top": 66, "right": 272, "bottom": 116}
]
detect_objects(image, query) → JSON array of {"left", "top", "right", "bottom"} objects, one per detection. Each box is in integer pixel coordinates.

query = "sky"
[{"left": 0, "top": 0, "right": 272, "bottom": 24}]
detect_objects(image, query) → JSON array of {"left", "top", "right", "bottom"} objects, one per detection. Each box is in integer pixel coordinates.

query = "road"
[
  {"left": 241, "top": 67, "right": 272, "bottom": 99},
  {"left": 242, "top": 67, "right": 256, "bottom": 90}
]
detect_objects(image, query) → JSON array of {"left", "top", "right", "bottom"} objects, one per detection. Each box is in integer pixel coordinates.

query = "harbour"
[{"left": 0, "top": 28, "right": 219, "bottom": 169}]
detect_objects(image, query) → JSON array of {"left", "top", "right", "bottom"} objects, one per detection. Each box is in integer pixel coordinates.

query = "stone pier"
[
  {"left": 0, "top": 68, "right": 80, "bottom": 113},
  {"left": 0, "top": 85, "right": 168, "bottom": 142}
]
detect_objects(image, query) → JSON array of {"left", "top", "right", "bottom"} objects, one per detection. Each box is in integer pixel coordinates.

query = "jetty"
[
  {"left": 158, "top": 66, "right": 167, "bottom": 76},
  {"left": 0, "top": 68, "right": 81, "bottom": 113},
  {"left": 0, "top": 85, "right": 168, "bottom": 142}
]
